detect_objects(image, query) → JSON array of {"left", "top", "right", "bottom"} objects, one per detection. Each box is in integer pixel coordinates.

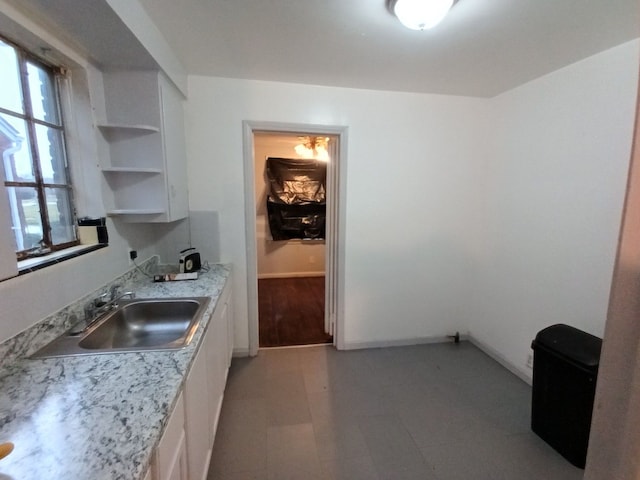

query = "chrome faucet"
[
  {"left": 109, "top": 284, "right": 122, "bottom": 302},
  {"left": 71, "top": 288, "right": 136, "bottom": 335},
  {"left": 100, "top": 290, "right": 136, "bottom": 312},
  {"left": 83, "top": 293, "right": 107, "bottom": 321}
]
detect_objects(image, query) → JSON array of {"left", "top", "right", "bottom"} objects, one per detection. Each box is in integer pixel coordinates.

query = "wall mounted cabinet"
[{"left": 98, "top": 71, "right": 189, "bottom": 222}]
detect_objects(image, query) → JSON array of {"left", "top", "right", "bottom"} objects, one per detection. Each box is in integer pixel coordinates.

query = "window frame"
[{"left": 0, "top": 34, "right": 79, "bottom": 261}]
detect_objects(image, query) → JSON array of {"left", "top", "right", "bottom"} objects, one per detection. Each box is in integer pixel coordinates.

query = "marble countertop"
[{"left": 0, "top": 264, "right": 230, "bottom": 480}]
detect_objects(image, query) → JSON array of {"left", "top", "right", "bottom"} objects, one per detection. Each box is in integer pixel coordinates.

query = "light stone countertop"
[{"left": 0, "top": 264, "right": 231, "bottom": 480}]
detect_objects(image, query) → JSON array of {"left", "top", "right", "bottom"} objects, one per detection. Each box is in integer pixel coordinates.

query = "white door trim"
[{"left": 242, "top": 120, "right": 348, "bottom": 356}]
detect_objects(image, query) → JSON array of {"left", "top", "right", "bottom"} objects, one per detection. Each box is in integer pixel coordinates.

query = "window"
[{"left": 0, "top": 36, "right": 77, "bottom": 260}]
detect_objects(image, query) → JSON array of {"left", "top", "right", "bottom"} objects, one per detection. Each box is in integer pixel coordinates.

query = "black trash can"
[{"left": 531, "top": 324, "right": 602, "bottom": 468}]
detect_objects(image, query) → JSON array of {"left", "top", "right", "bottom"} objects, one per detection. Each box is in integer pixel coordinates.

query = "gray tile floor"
[{"left": 208, "top": 342, "right": 584, "bottom": 480}]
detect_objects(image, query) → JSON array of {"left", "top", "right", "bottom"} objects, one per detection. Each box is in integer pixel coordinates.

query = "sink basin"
[
  {"left": 80, "top": 299, "right": 205, "bottom": 350},
  {"left": 31, "top": 297, "right": 210, "bottom": 358}
]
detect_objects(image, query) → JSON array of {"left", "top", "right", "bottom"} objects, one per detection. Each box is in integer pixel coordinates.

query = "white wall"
[
  {"left": 185, "top": 40, "right": 638, "bottom": 358},
  {"left": 0, "top": 218, "right": 164, "bottom": 343},
  {"left": 151, "top": 211, "right": 221, "bottom": 267},
  {"left": 471, "top": 40, "right": 640, "bottom": 378},
  {"left": 185, "top": 78, "right": 488, "bottom": 351},
  {"left": 254, "top": 133, "right": 326, "bottom": 278}
]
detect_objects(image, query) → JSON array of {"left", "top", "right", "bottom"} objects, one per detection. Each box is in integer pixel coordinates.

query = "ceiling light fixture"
[
  {"left": 294, "top": 136, "right": 330, "bottom": 161},
  {"left": 390, "top": 0, "right": 454, "bottom": 30}
]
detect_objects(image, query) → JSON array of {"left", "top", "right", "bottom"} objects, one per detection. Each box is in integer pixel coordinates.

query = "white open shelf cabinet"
[{"left": 97, "top": 71, "right": 188, "bottom": 222}]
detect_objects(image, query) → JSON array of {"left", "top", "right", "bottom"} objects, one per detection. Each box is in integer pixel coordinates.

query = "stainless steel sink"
[{"left": 31, "top": 297, "right": 210, "bottom": 358}]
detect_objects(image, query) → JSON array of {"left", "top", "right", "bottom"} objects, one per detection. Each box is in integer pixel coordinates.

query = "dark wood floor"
[{"left": 258, "top": 276, "right": 333, "bottom": 347}]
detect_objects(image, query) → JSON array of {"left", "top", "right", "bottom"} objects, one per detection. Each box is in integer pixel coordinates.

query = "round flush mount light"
[{"left": 390, "top": 0, "right": 454, "bottom": 30}]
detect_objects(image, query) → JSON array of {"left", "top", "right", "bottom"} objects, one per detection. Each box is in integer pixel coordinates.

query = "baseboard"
[
  {"left": 468, "top": 335, "right": 533, "bottom": 385},
  {"left": 342, "top": 334, "right": 465, "bottom": 351},
  {"left": 259, "top": 343, "right": 333, "bottom": 350},
  {"left": 232, "top": 347, "right": 250, "bottom": 357},
  {"left": 235, "top": 332, "right": 534, "bottom": 384},
  {"left": 258, "top": 272, "right": 325, "bottom": 279},
  {"left": 342, "top": 334, "right": 533, "bottom": 385}
]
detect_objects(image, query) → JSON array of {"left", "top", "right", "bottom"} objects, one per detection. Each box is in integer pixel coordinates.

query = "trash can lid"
[{"left": 532, "top": 324, "right": 602, "bottom": 369}]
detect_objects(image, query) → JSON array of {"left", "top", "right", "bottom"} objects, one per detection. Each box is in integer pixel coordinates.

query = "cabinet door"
[
  {"left": 184, "top": 337, "right": 211, "bottom": 480},
  {"left": 225, "top": 293, "right": 234, "bottom": 369},
  {"left": 143, "top": 465, "right": 153, "bottom": 480},
  {"left": 155, "top": 393, "right": 188, "bottom": 480},
  {"left": 206, "top": 304, "right": 225, "bottom": 444},
  {"left": 165, "top": 434, "right": 187, "bottom": 480},
  {"left": 219, "top": 302, "right": 229, "bottom": 374},
  {"left": 158, "top": 75, "right": 188, "bottom": 222}
]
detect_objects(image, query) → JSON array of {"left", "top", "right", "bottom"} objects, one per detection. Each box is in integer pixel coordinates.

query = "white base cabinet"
[{"left": 147, "top": 279, "right": 233, "bottom": 480}]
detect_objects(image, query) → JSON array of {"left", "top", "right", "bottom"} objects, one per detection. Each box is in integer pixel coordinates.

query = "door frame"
[{"left": 242, "top": 120, "right": 348, "bottom": 355}]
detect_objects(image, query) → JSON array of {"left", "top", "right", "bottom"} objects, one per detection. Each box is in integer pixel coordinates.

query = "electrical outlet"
[
  {"left": 526, "top": 353, "right": 533, "bottom": 369},
  {"left": 309, "top": 255, "right": 316, "bottom": 264},
  {"left": 128, "top": 249, "right": 137, "bottom": 265}
]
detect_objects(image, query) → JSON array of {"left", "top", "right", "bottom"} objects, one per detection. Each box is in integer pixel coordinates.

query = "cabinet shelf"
[
  {"left": 102, "top": 167, "right": 163, "bottom": 174},
  {"left": 107, "top": 209, "right": 166, "bottom": 216},
  {"left": 97, "top": 123, "right": 160, "bottom": 133}
]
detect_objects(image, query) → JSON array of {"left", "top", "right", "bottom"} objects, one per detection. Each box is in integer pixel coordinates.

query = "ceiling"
[
  {"left": 6, "top": 0, "right": 639, "bottom": 98},
  {"left": 2, "top": 0, "right": 158, "bottom": 69},
  {"left": 136, "top": 0, "right": 640, "bottom": 97}
]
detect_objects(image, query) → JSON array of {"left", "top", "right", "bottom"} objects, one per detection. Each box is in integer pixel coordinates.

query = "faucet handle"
[
  {"left": 84, "top": 301, "right": 96, "bottom": 321},
  {"left": 109, "top": 284, "right": 121, "bottom": 301},
  {"left": 94, "top": 292, "right": 108, "bottom": 307}
]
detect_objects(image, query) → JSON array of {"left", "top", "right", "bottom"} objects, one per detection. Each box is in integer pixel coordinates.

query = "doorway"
[
  {"left": 253, "top": 132, "right": 332, "bottom": 347},
  {"left": 242, "top": 121, "right": 347, "bottom": 355}
]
